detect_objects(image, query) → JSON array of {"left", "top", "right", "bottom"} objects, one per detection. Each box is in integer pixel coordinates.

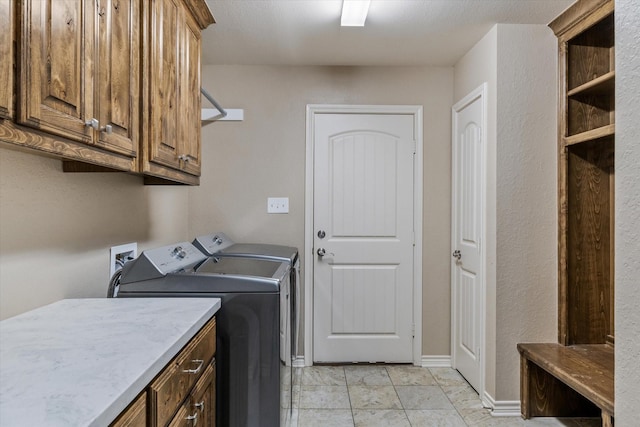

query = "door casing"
[{"left": 304, "top": 104, "right": 423, "bottom": 366}]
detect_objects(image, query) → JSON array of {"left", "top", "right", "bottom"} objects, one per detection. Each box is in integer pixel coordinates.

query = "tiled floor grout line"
[
  {"left": 344, "top": 367, "right": 357, "bottom": 427},
  {"left": 386, "top": 366, "right": 413, "bottom": 427},
  {"left": 429, "top": 367, "right": 473, "bottom": 426}
]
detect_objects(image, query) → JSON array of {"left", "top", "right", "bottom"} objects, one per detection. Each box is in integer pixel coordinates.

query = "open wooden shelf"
[
  {"left": 567, "top": 70, "right": 615, "bottom": 97},
  {"left": 564, "top": 123, "right": 615, "bottom": 146}
]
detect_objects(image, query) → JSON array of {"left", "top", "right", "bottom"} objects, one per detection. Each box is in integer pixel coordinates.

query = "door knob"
[
  {"left": 452, "top": 250, "right": 461, "bottom": 261},
  {"left": 317, "top": 248, "right": 334, "bottom": 257}
]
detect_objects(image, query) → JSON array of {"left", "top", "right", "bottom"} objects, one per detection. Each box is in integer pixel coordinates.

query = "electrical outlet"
[
  {"left": 109, "top": 243, "right": 138, "bottom": 279},
  {"left": 267, "top": 197, "right": 289, "bottom": 214}
]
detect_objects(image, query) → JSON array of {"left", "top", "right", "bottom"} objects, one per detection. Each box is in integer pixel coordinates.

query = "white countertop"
[{"left": 0, "top": 298, "right": 221, "bottom": 427}]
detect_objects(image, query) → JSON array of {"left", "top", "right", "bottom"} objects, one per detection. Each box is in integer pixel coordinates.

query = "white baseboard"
[
  {"left": 483, "top": 392, "right": 521, "bottom": 417},
  {"left": 291, "top": 356, "right": 306, "bottom": 368},
  {"left": 420, "top": 355, "right": 452, "bottom": 368}
]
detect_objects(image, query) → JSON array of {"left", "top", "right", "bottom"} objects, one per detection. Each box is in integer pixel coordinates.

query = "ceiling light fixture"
[{"left": 340, "top": 0, "right": 371, "bottom": 27}]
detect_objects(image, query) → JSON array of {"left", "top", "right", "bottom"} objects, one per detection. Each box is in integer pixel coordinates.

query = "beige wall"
[
  {"left": 191, "top": 65, "right": 454, "bottom": 357},
  {"left": 453, "top": 24, "right": 558, "bottom": 403},
  {"left": 615, "top": 2, "right": 640, "bottom": 425},
  {"left": 0, "top": 146, "right": 190, "bottom": 320},
  {"left": 494, "top": 24, "right": 558, "bottom": 401},
  {"left": 0, "top": 65, "right": 454, "bottom": 357}
]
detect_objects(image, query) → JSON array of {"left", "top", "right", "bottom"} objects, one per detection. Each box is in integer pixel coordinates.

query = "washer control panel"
[
  {"left": 146, "top": 243, "right": 206, "bottom": 273},
  {"left": 120, "top": 242, "right": 207, "bottom": 284}
]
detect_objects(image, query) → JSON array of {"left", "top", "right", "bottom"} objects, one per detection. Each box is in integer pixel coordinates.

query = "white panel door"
[
  {"left": 451, "top": 87, "right": 485, "bottom": 392},
  {"left": 313, "top": 113, "right": 415, "bottom": 363}
]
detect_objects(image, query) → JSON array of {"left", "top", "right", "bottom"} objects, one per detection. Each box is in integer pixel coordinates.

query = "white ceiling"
[{"left": 201, "top": 0, "right": 575, "bottom": 67}]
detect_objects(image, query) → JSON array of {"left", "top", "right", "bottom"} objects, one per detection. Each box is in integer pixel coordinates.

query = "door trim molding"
[
  {"left": 450, "top": 83, "right": 488, "bottom": 397},
  {"left": 304, "top": 104, "right": 424, "bottom": 366}
]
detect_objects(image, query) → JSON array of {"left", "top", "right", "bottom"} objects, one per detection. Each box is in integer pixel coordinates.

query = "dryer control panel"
[
  {"left": 193, "top": 232, "right": 235, "bottom": 255},
  {"left": 120, "top": 242, "right": 207, "bottom": 284}
]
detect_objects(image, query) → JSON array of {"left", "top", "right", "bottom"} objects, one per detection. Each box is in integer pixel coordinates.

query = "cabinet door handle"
[
  {"left": 186, "top": 411, "right": 198, "bottom": 426},
  {"left": 85, "top": 118, "right": 99, "bottom": 130},
  {"left": 100, "top": 124, "right": 113, "bottom": 134},
  {"left": 194, "top": 400, "right": 205, "bottom": 411},
  {"left": 183, "top": 359, "right": 204, "bottom": 374}
]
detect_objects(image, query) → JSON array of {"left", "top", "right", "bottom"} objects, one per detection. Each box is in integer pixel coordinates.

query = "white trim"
[
  {"left": 420, "top": 355, "right": 452, "bottom": 368},
  {"left": 450, "top": 83, "right": 488, "bottom": 399},
  {"left": 483, "top": 392, "right": 521, "bottom": 417},
  {"left": 291, "top": 356, "right": 306, "bottom": 368},
  {"left": 304, "top": 104, "right": 424, "bottom": 367}
]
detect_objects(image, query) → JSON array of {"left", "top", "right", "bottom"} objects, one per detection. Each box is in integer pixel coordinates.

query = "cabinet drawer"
[
  {"left": 167, "top": 362, "right": 215, "bottom": 427},
  {"left": 150, "top": 318, "right": 216, "bottom": 426}
]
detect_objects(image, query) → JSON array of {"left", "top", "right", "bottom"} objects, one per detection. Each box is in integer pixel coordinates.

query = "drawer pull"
[
  {"left": 186, "top": 411, "right": 198, "bottom": 426},
  {"left": 183, "top": 359, "right": 204, "bottom": 374}
]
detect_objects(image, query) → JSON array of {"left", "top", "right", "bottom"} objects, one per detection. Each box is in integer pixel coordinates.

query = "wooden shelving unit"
[
  {"left": 518, "top": 1, "right": 615, "bottom": 426},
  {"left": 558, "top": 1, "right": 615, "bottom": 348}
]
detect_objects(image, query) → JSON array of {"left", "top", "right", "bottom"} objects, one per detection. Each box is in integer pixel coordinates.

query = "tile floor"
[{"left": 282, "top": 365, "right": 601, "bottom": 427}]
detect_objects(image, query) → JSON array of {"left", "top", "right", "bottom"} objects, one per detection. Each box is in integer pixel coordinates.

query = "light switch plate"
[{"left": 267, "top": 197, "right": 289, "bottom": 214}]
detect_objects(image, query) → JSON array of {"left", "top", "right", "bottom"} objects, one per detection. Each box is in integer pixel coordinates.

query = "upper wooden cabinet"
[
  {"left": 94, "top": 0, "right": 142, "bottom": 158},
  {"left": 18, "top": 1, "right": 94, "bottom": 144},
  {"left": 0, "top": 0, "right": 212, "bottom": 184},
  {"left": 17, "top": 0, "right": 139, "bottom": 162},
  {"left": 179, "top": 12, "right": 204, "bottom": 177},
  {"left": 142, "top": 0, "right": 212, "bottom": 184},
  {"left": 0, "top": 0, "right": 14, "bottom": 120}
]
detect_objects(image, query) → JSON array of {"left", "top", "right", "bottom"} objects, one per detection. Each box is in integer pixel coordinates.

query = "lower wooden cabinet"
[
  {"left": 150, "top": 317, "right": 216, "bottom": 426},
  {"left": 168, "top": 362, "right": 215, "bottom": 427},
  {"left": 111, "top": 391, "right": 147, "bottom": 427},
  {"left": 111, "top": 316, "right": 216, "bottom": 427}
]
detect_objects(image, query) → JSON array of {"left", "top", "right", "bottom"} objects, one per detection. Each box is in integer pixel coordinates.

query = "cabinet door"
[
  {"left": 110, "top": 391, "right": 146, "bottom": 427},
  {"left": 166, "top": 364, "right": 214, "bottom": 427},
  {"left": 189, "top": 362, "right": 215, "bottom": 427},
  {"left": 18, "top": 0, "right": 94, "bottom": 143},
  {"left": 94, "top": 0, "right": 140, "bottom": 158},
  {"left": 0, "top": 0, "right": 13, "bottom": 119},
  {"left": 179, "top": 11, "right": 202, "bottom": 176},
  {"left": 149, "top": 0, "right": 182, "bottom": 170}
]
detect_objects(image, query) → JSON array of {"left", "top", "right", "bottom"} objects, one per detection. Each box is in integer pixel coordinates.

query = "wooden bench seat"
[{"left": 517, "top": 343, "right": 614, "bottom": 427}]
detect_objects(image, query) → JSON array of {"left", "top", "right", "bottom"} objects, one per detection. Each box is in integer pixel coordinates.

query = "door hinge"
[
  {"left": 413, "top": 140, "right": 417, "bottom": 154},
  {"left": 412, "top": 323, "right": 415, "bottom": 338}
]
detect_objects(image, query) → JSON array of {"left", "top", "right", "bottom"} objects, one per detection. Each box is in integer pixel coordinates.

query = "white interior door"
[
  {"left": 312, "top": 112, "right": 415, "bottom": 363},
  {"left": 451, "top": 86, "right": 486, "bottom": 393}
]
